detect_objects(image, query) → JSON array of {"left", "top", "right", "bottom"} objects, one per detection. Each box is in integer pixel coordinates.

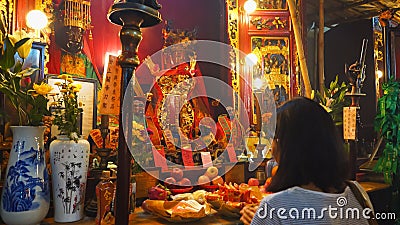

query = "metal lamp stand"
[{"left": 108, "top": 1, "right": 161, "bottom": 224}]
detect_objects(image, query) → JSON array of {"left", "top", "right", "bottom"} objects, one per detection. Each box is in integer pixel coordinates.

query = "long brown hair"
[{"left": 267, "top": 97, "right": 349, "bottom": 193}]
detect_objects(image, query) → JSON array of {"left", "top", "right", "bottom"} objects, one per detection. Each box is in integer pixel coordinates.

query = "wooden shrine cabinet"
[{"left": 228, "top": 0, "right": 300, "bottom": 127}]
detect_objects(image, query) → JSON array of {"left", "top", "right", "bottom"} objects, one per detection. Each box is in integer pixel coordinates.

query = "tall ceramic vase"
[
  {"left": 0, "top": 126, "right": 50, "bottom": 225},
  {"left": 49, "top": 135, "right": 90, "bottom": 223}
]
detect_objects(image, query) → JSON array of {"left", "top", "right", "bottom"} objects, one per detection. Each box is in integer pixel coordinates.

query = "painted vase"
[
  {"left": 0, "top": 126, "right": 50, "bottom": 225},
  {"left": 49, "top": 135, "right": 90, "bottom": 223}
]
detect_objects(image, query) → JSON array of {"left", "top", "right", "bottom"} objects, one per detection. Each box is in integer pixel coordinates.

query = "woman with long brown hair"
[{"left": 241, "top": 97, "right": 372, "bottom": 225}]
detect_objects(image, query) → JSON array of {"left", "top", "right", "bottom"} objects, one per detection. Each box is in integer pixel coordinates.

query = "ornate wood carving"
[
  {"left": 226, "top": 0, "right": 240, "bottom": 116},
  {"left": 250, "top": 16, "right": 287, "bottom": 30},
  {"left": 255, "top": 0, "right": 287, "bottom": 10},
  {"left": 0, "top": 0, "right": 14, "bottom": 34}
]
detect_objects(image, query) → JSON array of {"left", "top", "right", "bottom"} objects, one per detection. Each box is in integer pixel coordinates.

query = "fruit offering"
[
  {"left": 148, "top": 184, "right": 171, "bottom": 200},
  {"left": 198, "top": 166, "right": 225, "bottom": 188},
  {"left": 165, "top": 168, "right": 193, "bottom": 189},
  {"left": 197, "top": 175, "right": 211, "bottom": 186},
  {"left": 171, "top": 167, "right": 184, "bottom": 181},
  {"left": 204, "top": 166, "right": 219, "bottom": 179},
  {"left": 247, "top": 178, "right": 259, "bottom": 186}
]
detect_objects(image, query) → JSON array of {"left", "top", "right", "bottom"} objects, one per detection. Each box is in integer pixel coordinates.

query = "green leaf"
[
  {"left": 398, "top": 126, "right": 400, "bottom": 145},
  {"left": 330, "top": 75, "right": 338, "bottom": 90},
  {"left": 18, "top": 68, "right": 38, "bottom": 77},
  {"left": 13, "top": 61, "right": 23, "bottom": 73},
  {"left": 383, "top": 172, "right": 392, "bottom": 184},
  {"left": 374, "top": 156, "right": 384, "bottom": 172},
  {"left": 382, "top": 123, "right": 388, "bottom": 135},
  {"left": 0, "top": 37, "right": 16, "bottom": 69}
]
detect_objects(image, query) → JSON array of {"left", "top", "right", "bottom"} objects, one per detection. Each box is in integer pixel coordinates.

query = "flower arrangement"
[
  {"left": 50, "top": 74, "right": 82, "bottom": 141},
  {"left": 0, "top": 27, "right": 53, "bottom": 126},
  {"left": 313, "top": 75, "right": 350, "bottom": 126}
]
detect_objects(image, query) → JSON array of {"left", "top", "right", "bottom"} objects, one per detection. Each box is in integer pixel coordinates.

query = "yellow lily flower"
[{"left": 8, "top": 30, "right": 33, "bottom": 59}]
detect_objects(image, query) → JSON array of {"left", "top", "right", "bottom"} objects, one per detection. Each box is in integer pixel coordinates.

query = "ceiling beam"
[
  {"left": 325, "top": 0, "right": 380, "bottom": 15},
  {"left": 324, "top": 10, "right": 381, "bottom": 27},
  {"left": 306, "top": 0, "right": 380, "bottom": 23}
]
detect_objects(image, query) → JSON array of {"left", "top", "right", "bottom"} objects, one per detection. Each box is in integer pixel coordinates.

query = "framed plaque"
[{"left": 47, "top": 75, "right": 98, "bottom": 138}]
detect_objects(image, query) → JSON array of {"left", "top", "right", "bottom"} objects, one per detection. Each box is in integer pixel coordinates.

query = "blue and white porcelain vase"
[
  {"left": 49, "top": 135, "right": 90, "bottom": 223},
  {"left": 0, "top": 126, "right": 50, "bottom": 225}
]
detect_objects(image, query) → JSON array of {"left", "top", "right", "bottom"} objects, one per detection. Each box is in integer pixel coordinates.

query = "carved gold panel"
[
  {"left": 256, "top": 0, "right": 287, "bottom": 10},
  {"left": 249, "top": 15, "right": 288, "bottom": 31},
  {"left": 251, "top": 36, "right": 290, "bottom": 105}
]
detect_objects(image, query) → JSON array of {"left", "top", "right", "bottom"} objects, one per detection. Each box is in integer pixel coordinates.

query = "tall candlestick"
[{"left": 108, "top": 1, "right": 161, "bottom": 224}]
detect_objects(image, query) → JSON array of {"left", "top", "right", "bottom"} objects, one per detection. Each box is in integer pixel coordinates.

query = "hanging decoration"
[{"left": 62, "top": 0, "right": 91, "bottom": 30}]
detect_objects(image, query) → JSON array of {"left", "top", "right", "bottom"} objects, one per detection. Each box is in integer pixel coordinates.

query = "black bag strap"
[{"left": 346, "top": 180, "right": 378, "bottom": 225}]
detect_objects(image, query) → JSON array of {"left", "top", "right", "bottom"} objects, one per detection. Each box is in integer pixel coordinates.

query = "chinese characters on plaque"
[
  {"left": 343, "top": 107, "right": 357, "bottom": 140},
  {"left": 99, "top": 55, "right": 121, "bottom": 115}
]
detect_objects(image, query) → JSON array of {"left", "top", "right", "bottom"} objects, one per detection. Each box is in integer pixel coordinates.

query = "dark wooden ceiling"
[{"left": 306, "top": 0, "right": 400, "bottom": 27}]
